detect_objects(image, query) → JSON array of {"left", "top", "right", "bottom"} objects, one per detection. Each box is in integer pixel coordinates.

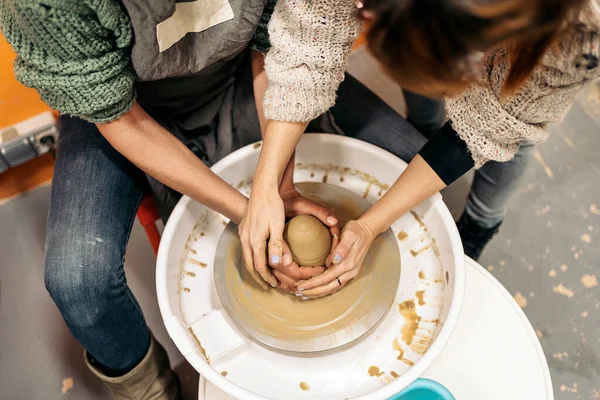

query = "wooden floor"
[{"left": 0, "top": 154, "right": 54, "bottom": 203}]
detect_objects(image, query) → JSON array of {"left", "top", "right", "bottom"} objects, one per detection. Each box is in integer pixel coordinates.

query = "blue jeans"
[
  {"left": 403, "top": 90, "right": 533, "bottom": 228},
  {"left": 44, "top": 74, "right": 427, "bottom": 373}
]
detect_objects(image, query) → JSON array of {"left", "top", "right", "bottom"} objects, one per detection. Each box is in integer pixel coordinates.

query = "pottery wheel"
[{"left": 214, "top": 182, "right": 401, "bottom": 355}]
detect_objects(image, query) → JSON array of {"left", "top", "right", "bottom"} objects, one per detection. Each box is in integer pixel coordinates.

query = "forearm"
[
  {"left": 253, "top": 120, "right": 306, "bottom": 188},
  {"left": 361, "top": 155, "right": 446, "bottom": 235},
  {"left": 97, "top": 103, "right": 248, "bottom": 224}
]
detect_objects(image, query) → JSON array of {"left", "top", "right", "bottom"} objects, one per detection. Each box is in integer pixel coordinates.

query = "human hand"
[
  {"left": 238, "top": 188, "right": 288, "bottom": 288},
  {"left": 295, "top": 218, "right": 378, "bottom": 299}
]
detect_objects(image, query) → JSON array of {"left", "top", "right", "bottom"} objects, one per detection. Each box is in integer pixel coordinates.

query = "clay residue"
[
  {"left": 390, "top": 371, "right": 400, "bottom": 379},
  {"left": 415, "top": 291, "right": 426, "bottom": 306},
  {"left": 581, "top": 274, "right": 598, "bottom": 288},
  {"left": 409, "top": 211, "right": 426, "bottom": 230},
  {"left": 398, "top": 300, "right": 421, "bottom": 345},
  {"left": 397, "top": 231, "right": 409, "bottom": 241},
  {"left": 549, "top": 269, "right": 557, "bottom": 277},
  {"left": 190, "top": 249, "right": 197, "bottom": 255},
  {"left": 295, "top": 163, "right": 390, "bottom": 194},
  {"left": 300, "top": 382, "right": 310, "bottom": 391},
  {"left": 418, "top": 271, "right": 425, "bottom": 279},
  {"left": 536, "top": 205, "right": 551, "bottom": 216},
  {"left": 445, "top": 271, "right": 449, "bottom": 284},
  {"left": 590, "top": 204, "right": 600, "bottom": 215},
  {"left": 553, "top": 284, "right": 574, "bottom": 298},
  {"left": 221, "top": 371, "right": 228, "bottom": 377},
  {"left": 560, "top": 264, "right": 569, "bottom": 272},
  {"left": 183, "top": 288, "right": 191, "bottom": 293},
  {"left": 410, "top": 245, "right": 431, "bottom": 257},
  {"left": 367, "top": 366, "right": 384, "bottom": 377},
  {"left": 189, "top": 259, "right": 207, "bottom": 268},
  {"left": 61, "top": 377, "right": 74, "bottom": 394},
  {"left": 581, "top": 311, "right": 589, "bottom": 318},
  {"left": 363, "top": 182, "right": 373, "bottom": 199},
  {"left": 253, "top": 142, "right": 261, "bottom": 149},
  {"left": 581, "top": 233, "right": 592, "bottom": 243},
  {"left": 184, "top": 271, "right": 196, "bottom": 277},
  {"left": 188, "top": 328, "right": 210, "bottom": 363},
  {"left": 514, "top": 292, "right": 528, "bottom": 308}
]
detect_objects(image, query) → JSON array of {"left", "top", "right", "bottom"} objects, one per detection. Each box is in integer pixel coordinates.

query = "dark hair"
[{"left": 362, "top": 0, "right": 586, "bottom": 97}]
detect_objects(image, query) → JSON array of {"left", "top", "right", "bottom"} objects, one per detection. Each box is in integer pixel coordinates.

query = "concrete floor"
[{"left": 1, "top": 89, "right": 599, "bottom": 399}]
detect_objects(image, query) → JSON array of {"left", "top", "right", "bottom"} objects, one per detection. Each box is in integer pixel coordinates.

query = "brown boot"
[{"left": 85, "top": 336, "right": 181, "bottom": 400}]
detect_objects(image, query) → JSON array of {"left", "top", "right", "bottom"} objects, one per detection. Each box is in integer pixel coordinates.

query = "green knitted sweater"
[{"left": 0, "top": 0, "right": 274, "bottom": 123}]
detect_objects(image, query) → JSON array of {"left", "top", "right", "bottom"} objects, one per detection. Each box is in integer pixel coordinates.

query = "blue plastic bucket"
[{"left": 389, "top": 378, "right": 455, "bottom": 400}]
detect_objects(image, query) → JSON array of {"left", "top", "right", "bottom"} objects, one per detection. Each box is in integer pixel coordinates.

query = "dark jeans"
[
  {"left": 403, "top": 90, "right": 533, "bottom": 228},
  {"left": 44, "top": 74, "right": 427, "bottom": 372}
]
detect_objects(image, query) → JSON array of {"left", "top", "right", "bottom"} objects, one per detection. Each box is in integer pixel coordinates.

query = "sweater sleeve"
[
  {"left": 263, "top": 0, "right": 360, "bottom": 122},
  {"left": 0, "top": 0, "right": 136, "bottom": 123}
]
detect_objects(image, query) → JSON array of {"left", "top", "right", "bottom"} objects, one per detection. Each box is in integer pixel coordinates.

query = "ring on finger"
[{"left": 337, "top": 277, "right": 342, "bottom": 286}]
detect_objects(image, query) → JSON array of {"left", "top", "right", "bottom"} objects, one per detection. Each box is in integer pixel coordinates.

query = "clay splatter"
[
  {"left": 553, "top": 284, "right": 574, "bottom": 298},
  {"left": 549, "top": 269, "right": 557, "bottom": 277},
  {"left": 559, "top": 383, "right": 578, "bottom": 393},
  {"left": 581, "top": 311, "right": 589, "bottom": 318},
  {"left": 418, "top": 271, "right": 425, "bottom": 279},
  {"left": 397, "top": 231, "right": 409, "bottom": 241},
  {"left": 499, "top": 260, "right": 505, "bottom": 266},
  {"left": 184, "top": 271, "right": 196, "bottom": 277},
  {"left": 390, "top": 371, "right": 400, "bottom": 379},
  {"left": 536, "top": 205, "right": 551, "bottom": 216},
  {"left": 560, "top": 264, "right": 569, "bottom": 272},
  {"left": 581, "top": 274, "right": 598, "bottom": 288},
  {"left": 581, "top": 233, "right": 592, "bottom": 243},
  {"left": 514, "top": 292, "right": 528, "bottom": 308},
  {"left": 534, "top": 151, "right": 554, "bottom": 179},
  {"left": 221, "top": 371, "right": 228, "bottom": 377},
  {"left": 190, "top": 249, "right": 197, "bottom": 255},
  {"left": 563, "top": 137, "right": 577, "bottom": 149},
  {"left": 183, "top": 288, "right": 191, "bottom": 293},
  {"left": 368, "top": 366, "right": 384, "bottom": 377},
  {"left": 300, "top": 382, "right": 310, "bottom": 391},
  {"left": 398, "top": 300, "right": 421, "bottom": 345},
  {"left": 61, "top": 377, "right": 74, "bottom": 394},
  {"left": 415, "top": 290, "right": 426, "bottom": 306},
  {"left": 536, "top": 330, "right": 544, "bottom": 338},
  {"left": 188, "top": 328, "right": 210, "bottom": 363},
  {"left": 553, "top": 352, "right": 569, "bottom": 360},
  {"left": 253, "top": 142, "right": 261, "bottom": 149},
  {"left": 446, "top": 271, "right": 450, "bottom": 284},
  {"left": 189, "top": 259, "right": 207, "bottom": 268},
  {"left": 591, "top": 204, "right": 600, "bottom": 215},
  {"left": 487, "top": 265, "right": 494, "bottom": 272}
]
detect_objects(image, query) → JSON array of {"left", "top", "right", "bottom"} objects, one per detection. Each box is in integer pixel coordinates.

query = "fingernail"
[
  {"left": 282, "top": 254, "right": 292, "bottom": 266},
  {"left": 271, "top": 255, "right": 280, "bottom": 264},
  {"left": 298, "top": 287, "right": 305, "bottom": 292},
  {"left": 270, "top": 282, "right": 277, "bottom": 288},
  {"left": 296, "top": 293, "right": 303, "bottom": 297},
  {"left": 333, "top": 254, "right": 341, "bottom": 265},
  {"left": 302, "top": 296, "right": 309, "bottom": 301},
  {"left": 327, "top": 216, "right": 338, "bottom": 225}
]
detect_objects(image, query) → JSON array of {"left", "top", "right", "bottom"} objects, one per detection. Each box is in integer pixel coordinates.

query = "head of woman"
[{"left": 360, "top": 0, "right": 587, "bottom": 97}]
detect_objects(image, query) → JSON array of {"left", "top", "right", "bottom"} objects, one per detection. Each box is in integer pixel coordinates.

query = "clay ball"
[{"left": 283, "top": 215, "right": 332, "bottom": 266}]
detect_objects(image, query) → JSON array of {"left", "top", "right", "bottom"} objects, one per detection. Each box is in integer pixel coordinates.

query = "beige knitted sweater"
[
  {"left": 271, "top": 0, "right": 600, "bottom": 168},
  {"left": 446, "top": 0, "right": 600, "bottom": 167}
]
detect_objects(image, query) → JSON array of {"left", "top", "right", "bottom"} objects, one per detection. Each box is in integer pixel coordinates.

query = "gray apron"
[{"left": 118, "top": 0, "right": 267, "bottom": 218}]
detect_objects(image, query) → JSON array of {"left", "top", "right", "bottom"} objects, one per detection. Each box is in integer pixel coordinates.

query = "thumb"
[
  {"left": 328, "top": 227, "right": 358, "bottom": 267},
  {"left": 268, "top": 221, "right": 286, "bottom": 268}
]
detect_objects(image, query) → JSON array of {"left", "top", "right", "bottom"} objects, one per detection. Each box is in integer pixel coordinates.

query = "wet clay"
[
  {"left": 216, "top": 183, "right": 401, "bottom": 351},
  {"left": 284, "top": 215, "right": 332, "bottom": 266}
]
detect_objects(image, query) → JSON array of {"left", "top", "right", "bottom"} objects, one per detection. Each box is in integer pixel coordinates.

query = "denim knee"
[{"left": 44, "top": 232, "right": 118, "bottom": 331}]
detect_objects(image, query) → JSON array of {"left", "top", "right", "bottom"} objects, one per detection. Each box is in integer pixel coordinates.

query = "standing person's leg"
[
  {"left": 44, "top": 116, "right": 179, "bottom": 398},
  {"left": 402, "top": 89, "right": 446, "bottom": 138},
  {"left": 328, "top": 74, "right": 428, "bottom": 163},
  {"left": 458, "top": 143, "right": 535, "bottom": 259}
]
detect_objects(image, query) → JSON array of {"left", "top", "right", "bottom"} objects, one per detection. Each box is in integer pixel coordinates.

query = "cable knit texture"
[
  {"left": 446, "top": 0, "right": 600, "bottom": 168},
  {"left": 0, "top": 0, "right": 136, "bottom": 123},
  {"left": 263, "top": 0, "right": 361, "bottom": 122}
]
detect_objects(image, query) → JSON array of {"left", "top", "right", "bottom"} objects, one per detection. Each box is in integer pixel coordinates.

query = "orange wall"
[{"left": 0, "top": 33, "right": 51, "bottom": 129}]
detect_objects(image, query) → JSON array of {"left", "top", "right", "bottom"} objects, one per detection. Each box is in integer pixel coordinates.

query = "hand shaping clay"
[{"left": 284, "top": 215, "right": 332, "bottom": 266}]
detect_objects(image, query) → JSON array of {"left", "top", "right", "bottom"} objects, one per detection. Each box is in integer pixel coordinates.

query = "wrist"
[{"left": 359, "top": 210, "right": 389, "bottom": 237}]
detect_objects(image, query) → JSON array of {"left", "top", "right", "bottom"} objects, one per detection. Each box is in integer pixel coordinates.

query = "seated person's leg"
[
  {"left": 45, "top": 116, "right": 151, "bottom": 374},
  {"left": 328, "top": 74, "right": 428, "bottom": 163},
  {"left": 402, "top": 90, "right": 446, "bottom": 138},
  {"left": 458, "top": 142, "right": 535, "bottom": 259}
]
